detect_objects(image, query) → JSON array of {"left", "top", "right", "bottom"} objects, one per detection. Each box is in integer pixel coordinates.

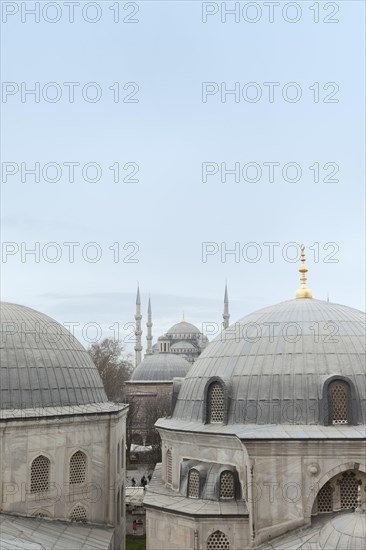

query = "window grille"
[
  {"left": 188, "top": 470, "right": 200, "bottom": 498},
  {"left": 329, "top": 381, "right": 349, "bottom": 424},
  {"left": 70, "top": 504, "right": 87, "bottom": 523},
  {"left": 317, "top": 481, "right": 333, "bottom": 513},
  {"left": 220, "top": 471, "right": 235, "bottom": 500},
  {"left": 166, "top": 449, "right": 172, "bottom": 485},
  {"left": 30, "top": 455, "right": 50, "bottom": 494},
  {"left": 340, "top": 471, "right": 359, "bottom": 509},
  {"left": 69, "top": 451, "right": 86, "bottom": 485},
  {"left": 208, "top": 382, "right": 224, "bottom": 423},
  {"left": 207, "top": 531, "right": 230, "bottom": 550}
]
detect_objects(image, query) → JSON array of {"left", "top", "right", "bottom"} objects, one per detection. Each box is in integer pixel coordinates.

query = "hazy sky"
[{"left": 1, "top": 1, "right": 365, "bottom": 351}]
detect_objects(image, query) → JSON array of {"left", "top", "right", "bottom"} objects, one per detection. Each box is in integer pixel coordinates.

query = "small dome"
[
  {"left": 173, "top": 299, "right": 366, "bottom": 425},
  {"left": 171, "top": 341, "right": 195, "bottom": 350},
  {"left": 0, "top": 302, "right": 107, "bottom": 410},
  {"left": 130, "top": 353, "right": 191, "bottom": 382},
  {"left": 167, "top": 321, "right": 201, "bottom": 336},
  {"left": 318, "top": 510, "right": 366, "bottom": 549}
]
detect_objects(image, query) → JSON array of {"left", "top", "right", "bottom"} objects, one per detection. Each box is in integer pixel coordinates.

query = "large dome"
[
  {"left": 167, "top": 320, "right": 201, "bottom": 336},
  {"left": 130, "top": 353, "right": 191, "bottom": 382},
  {"left": 0, "top": 302, "right": 107, "bottom": 410},
  {"left": 318, "top": 509, "right": 366, "bottom": 549},
  {"left": 173, "top": 298, "right": 366, "bottom": 425}
]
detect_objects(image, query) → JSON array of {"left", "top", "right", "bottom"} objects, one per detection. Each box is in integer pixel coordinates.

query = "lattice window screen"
[
  {"left": 166, "top": 450, "right": 172, "bottom": 485},
  {"left": 220, "top": 471, "right": 235, "bottom": 499},
  {"left": 70, "top": 504, "right": 87, "bottom": 523},
  {"left": 188, "top": 470, "right": 200, "bottom": 498},
  {"left": 69, "top": 451, "right": 86, "bottom": 484},
  {"left": 30, "top": 455, "right": 50, "bottom": 493},
  {"left": 330, "top": 381, "right": 349, "bottom": 424},
  {"left": 207, "top": 531, "right": 230, "bottom": 550},
  {"left": 208, "top": 383, "right": 224, "bottom": 423},
  {"left": 340, "top": 471, "right": 359, "bottom": 509},
  {"left": 317, "top": 481, "right": 333, "bottom": 513}
]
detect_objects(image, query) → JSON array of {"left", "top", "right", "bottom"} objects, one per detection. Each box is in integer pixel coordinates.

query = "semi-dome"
[
  {"left": 318, "top": 509, "right": 366, "bottom": 550},
  {"left": 167, "top": 320, "right": 201, "bottom": 335},
  {"left": 130, "top": 353, "right": 191, "bottom": 382},
  {"left": 173, "top": 298, "right": 366, "bottom": 425},
  {"left": 171, "top": 341, "right": 195, "bottom": 350},
  {"left": 0, "top": 302, "right": 107, "bottom": 410}
]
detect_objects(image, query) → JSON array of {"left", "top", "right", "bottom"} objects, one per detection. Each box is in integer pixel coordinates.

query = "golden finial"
[
  {"left": 295, "top": 244, "right": 313, "bottom": 299},
  {"left": 182, "top": 311, "right": 186, "bottom": 322}
]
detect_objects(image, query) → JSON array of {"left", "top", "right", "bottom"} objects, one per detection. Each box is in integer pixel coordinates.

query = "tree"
[{"left": 88, "top": 338, "right": 133, "bottom": 402}]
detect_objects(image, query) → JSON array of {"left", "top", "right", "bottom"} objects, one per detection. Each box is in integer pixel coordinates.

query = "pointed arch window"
[
  {"left": 329, "top": 380, "right": 350, "bottom": 424},
  {"left": 70, "top": 504, "right": 87, "bottom": 523},
  {"left": 30, "top": 455, "right": 50, "bottom": 494},
  {"left": 207, "top": 531, "right": 230, "bottom": 550},
  {"left": 69, "top": 451, "right": 86, "bottom": 485},
  {"left": 187, "top": 469, "right": 200, "bottom": 498},
  {"left": 207, "top": 382, "right": 224, "bottom": 423},
  {"left": 219, "top": 471, "right": 235, "bottom": 500}
]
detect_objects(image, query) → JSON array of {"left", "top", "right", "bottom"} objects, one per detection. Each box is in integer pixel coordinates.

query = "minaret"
[
  {"left": 223, "top": 282, "right": 230, "bottom": 329},
  {"left": 146, "top": 297, "right": 153, "bottom": 354},
  {"left": 295, "top": 245, "right": 313, "bottom": 299},
  {"left": 134, "top": 284, "right": 143, "bottom": 367}
]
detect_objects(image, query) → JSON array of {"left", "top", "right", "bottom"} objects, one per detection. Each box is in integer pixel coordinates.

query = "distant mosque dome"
[
  {"left": 0, "top": 302, "right": 107, "bottom": 410},
  {"left": 173, "top": 298, "right": 365, "bottom": 425},
  {"left": 318, "top": 509, "right": 366, "bottom": 550},
  {"left": 170, "top": 341, "right": 196, "bottom": 350},
  {"left": 167, "top": 320, "right": 201, "bottom": 336},
  {"left": 130, "top": 353, "right": 191, "bottom": 382}
]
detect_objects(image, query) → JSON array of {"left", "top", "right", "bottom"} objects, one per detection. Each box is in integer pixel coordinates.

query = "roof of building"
[
  {"left": 167, "top": 320, "right": 201, "bottom": 336},
  {"left": 0, "top": 302, "right": 107, "bottom": 411},
  {"left": 172, "top": 298, "right": 366, "bottom": 425},
  {"left": 130, "top": 353, "right": 191, "bottom": 382},
  {"left": 0, "top": 513, "right": 114, "bottom": 550},
  {"left": 170, "top": 341, "right": 195, "bottom": 350}
]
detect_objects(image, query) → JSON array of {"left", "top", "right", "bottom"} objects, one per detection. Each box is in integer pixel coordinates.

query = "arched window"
[
  {"left": 317, "top": 481, "right": 333, "bottom": 513},
  {"left": 207, "top": 530, "right": 230, "bottom": 550},
  {"left": 329, "top": 380, "right": 350, "bottom": 424},
  {"left": 166, "top": 449, "right": 172, "bottom": 485},
  {"left": 207, "top": 382, "right": 224, "bottom": 423},
  {"left": 120, "top": 484, "right": 124, "bottom": 518},
  {"left": 69, "top": 451, "right": 86, "bottom": 485},
  {"left": 70, "top": 504, "right": 87, "bottom": 523},
  {"left": 121, "top": 439, "right": 124, "bottom": 470},
  {"left": 219, "top": 471, "right": 235, "bottom": 500},
  {"left": 117, "top": 443, "right": 120, "bottom": 472},
  {"left": 30, "top": 455, "right": 50, "bottom": 494},
  {"left": 340, "top": 471, "right": 359, "bottom": 509},
  {"left": 187, "top": 469, "right": 200, "bottom": 498}
]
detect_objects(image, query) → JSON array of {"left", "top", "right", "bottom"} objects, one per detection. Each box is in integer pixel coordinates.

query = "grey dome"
[
  {"left": 318, "top": 510, "right": 366, "bottom": 549},
  {"left": 0, "top": 302, "right": 107, "bottom": 410},
  {"left": 130, "top": 353, "right": 191, "bottom": 382},
  {"left": 173, "top": 299, "right": 366, "bottom": 425},
  {"left": 167, "top": 321, "right": 200, "bottom": 335}
]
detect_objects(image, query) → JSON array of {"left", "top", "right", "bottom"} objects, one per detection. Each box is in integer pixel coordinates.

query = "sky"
[{"left": 1, "top": 0, "right": 365, "bottom": 352}]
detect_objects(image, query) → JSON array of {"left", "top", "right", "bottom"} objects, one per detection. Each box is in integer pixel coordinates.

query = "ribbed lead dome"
[
  {"left": 130, "top": 353, "right": 191, "bottom": 381},
  {"left": 0, "top": 302, "right": 108, "bottom": 410},
  {"left": 173, "top": 299, "right": 366, "bottom": 425}
]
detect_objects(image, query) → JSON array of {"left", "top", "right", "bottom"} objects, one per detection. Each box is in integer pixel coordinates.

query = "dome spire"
[{"left": 295, "top": 245, "right": 313, "bottom": 299}]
